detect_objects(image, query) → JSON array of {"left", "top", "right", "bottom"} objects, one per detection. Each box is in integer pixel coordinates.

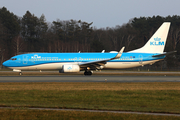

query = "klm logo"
[
  {"left": 67, "top": 67, "right": 72, "bottom": 70},
  {"left": 31, "top": 55, "right": 41, "bottom": 59},
  {"left": 150, "top": 37, "right": 164, "bottom": 46}
]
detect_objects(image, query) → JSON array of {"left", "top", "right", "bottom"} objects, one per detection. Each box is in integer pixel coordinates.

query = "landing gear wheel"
[
  {"left": 19, "top": 72, "right": 22, "bottom": 75},
  {"left": 84, "top": 71, "right": 92, "bottom": 76}
]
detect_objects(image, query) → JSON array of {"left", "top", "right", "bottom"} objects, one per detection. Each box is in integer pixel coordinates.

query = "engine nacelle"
[{"left": 60, "top": 64, "right": 80, "bottom": 73}]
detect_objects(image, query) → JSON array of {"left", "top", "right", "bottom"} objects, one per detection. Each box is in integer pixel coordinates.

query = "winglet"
[{"left": 112, "top": 47, "right": 125, "bottom": 59}]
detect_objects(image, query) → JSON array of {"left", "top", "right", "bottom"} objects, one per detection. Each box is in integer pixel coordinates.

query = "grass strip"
[
  {"left": 0, "top": 82, "right": 180, "bottom": 114},
  {"left": 0, "top": 108, "right": 179, "bottom": 120}
]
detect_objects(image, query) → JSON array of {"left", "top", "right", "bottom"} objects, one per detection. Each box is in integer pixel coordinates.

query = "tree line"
[{"left": 0, "top": 7, "right": 180, "bottom": 69}]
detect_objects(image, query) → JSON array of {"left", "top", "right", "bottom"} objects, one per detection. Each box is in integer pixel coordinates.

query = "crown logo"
[
  {"left": 154, "top": 37, "right": 161, "bottom": 41},
  {"left": 67, "top": 67, "right": 72, "bottom": 70}
]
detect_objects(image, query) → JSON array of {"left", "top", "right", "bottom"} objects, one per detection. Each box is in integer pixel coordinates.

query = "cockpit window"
[{"left": 10, "top": 58, "right": 17, "bottom": 60}]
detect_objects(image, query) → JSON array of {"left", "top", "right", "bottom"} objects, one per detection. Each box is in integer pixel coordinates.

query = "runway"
[{"left": 0, "top": 75, "right": 180, "bottom": 82}]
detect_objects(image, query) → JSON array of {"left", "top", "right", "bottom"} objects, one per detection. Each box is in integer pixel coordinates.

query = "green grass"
[
  {"left": 0, "top": 90, "right": 180, "bottom": 113},
  {"left": 0, "top": 82, "right": 180, "bottom": 114},
  {"left": 0, "top": 82, "right": 180, "bottom": 119},
  {"left": 0, "top": 108, "right": 179, "bottom": 120}
]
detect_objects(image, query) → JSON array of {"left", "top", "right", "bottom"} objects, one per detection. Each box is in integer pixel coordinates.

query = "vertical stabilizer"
[{"left": 129, "top": 22, "right": 171, "bottom": 53}]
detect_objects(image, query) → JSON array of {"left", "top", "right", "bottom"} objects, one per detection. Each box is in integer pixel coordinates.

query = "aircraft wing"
[
  {"left": 152, "top": 51, "right": 176, "bottom": 57},
  {"left": 79, "top": 47, "right": 125, "bottom": 69}
]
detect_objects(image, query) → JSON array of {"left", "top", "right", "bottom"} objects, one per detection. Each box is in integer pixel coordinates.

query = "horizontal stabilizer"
[{"left": 152, "top": 51, "right": 176, "bottom": 57}]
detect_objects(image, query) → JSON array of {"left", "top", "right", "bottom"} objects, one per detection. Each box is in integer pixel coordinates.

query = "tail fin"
[{"left": 129, "top": 22, "right": 171, "bottom": 53}]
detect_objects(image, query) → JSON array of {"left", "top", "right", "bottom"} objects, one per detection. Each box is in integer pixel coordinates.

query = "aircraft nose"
[{"left": 2, "top": 60, "right": 9, "bottom": 67}]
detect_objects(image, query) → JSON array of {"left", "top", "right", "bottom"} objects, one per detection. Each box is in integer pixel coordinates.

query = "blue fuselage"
[{"left": 3, "top": 52, "right": 165, "bottom": 70}]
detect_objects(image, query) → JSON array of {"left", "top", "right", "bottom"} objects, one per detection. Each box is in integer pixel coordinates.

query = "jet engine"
[{"left": 60, "top": 64, "right": 80, "bottom": 73}]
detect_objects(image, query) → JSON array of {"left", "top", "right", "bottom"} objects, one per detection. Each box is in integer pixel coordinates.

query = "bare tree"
[
  {"left": 13, "top": 35, "right": 24, "bottom": 55},
  {"left": 169, "top": 27, "right": 180, "bottom": 50},
  {"left": 126, "top": 35, "right": 135, "bottom": 50},
  {"left": 173, "top": 28, "right": 180, "bottom": 50}
]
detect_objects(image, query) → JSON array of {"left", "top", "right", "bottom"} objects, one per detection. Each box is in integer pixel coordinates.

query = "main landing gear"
[
  {"left": 13, "top": 69, "right": 22, "bottom": 75},
  {"left": 84, "top": 70, "right": 92, "bottom": 75}
]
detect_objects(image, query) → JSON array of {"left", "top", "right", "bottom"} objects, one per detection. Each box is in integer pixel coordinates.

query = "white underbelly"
[
  {"left": 104, "top": 60, "right": 161, "bottom": 69},
  {"left": 9, "top": 60, "right": 161, "bottom": 70},
  {"left": 9, "top": 62, "right": 78, "bottom": 70}
]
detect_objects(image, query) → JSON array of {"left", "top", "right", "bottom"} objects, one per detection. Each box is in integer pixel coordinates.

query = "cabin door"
[
  {"left": 78, "top": 57, "right": 82, "bottom": 63},
  {"left": 74, "top": 57, "right": 78, "bottom": 63},
  {"left": 23, "top": 56, "right": 28, "bottom": 64},
  {"left": 139, "top": 55, "right": 143, "bottom": 64}
]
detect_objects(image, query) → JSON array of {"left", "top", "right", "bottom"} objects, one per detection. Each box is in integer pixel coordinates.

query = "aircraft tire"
[{"left": 84, "top": 71, "right": 92, "bottom": 76}]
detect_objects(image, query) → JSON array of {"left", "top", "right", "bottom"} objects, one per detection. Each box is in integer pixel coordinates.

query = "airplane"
[{"left": 3, "top": 22, "right": 175, "bottom": 75}]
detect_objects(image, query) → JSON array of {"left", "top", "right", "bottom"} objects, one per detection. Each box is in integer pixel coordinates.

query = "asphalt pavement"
[{"left": 0, "top": 75, "right": 179, "bottom": 82}]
